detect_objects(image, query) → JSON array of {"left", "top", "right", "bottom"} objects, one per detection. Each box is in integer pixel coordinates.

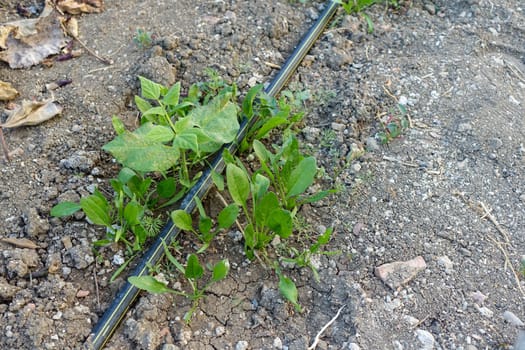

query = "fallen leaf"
[
  {"left": 0, "top": 237, "right": 40, "bottom": 249},
  {"left": 1, "top": 99, "right": 63, "bottom": 128},
  {"left": 64, "top": 17, "right": 79, "bottom": 38},
  {"left": 56, "top": 0, "right": 105, "bottom": 14},
  {"left": 0, "top": 81, "right": 19, "bottom": 101},
  {"left": 0, "top": 4, "right": 69, "bottom": 68}
]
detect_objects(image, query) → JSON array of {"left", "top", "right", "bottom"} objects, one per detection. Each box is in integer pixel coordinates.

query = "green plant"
[
  {"left": 336, "top": 0, "right": 400, "bottom": 33},
  {"left": 375, "top": 104, "right": 409, "bottom": 144},
  {"left": 133, "top": 28, "right": 153, "bottom": 48},
  {"left": 129, "top": 242, "right": 229, "bottom": 322}
]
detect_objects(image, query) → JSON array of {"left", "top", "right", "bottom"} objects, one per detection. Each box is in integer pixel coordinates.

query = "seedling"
[
  {"left": 133, "top": 29, "right": 153, "bottom": 48},
  {"left": 336, "top": 0, "right": 400, "bottom": 33},
  {"left": 129, "top": 242, "right": 230, "bottom": 322},
  {"left": 375, "top": 103, "right": 409, "bottom": 144}
]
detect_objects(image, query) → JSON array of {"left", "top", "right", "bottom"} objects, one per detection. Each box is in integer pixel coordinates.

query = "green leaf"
[
  {"left": 163, "top": 241, "right": 185, "bottom": 274},
  {"left": 189, "top": 93, "right": 239, "bottom": 144},
  {"left": 50, "top": 201, "right": 81, "bottom": 217},
  {"left": 255, "top": 116, "right": 289, "bottom": 139},
  {"left": 142, "top": 106, "right": 166, "bottom": 117},
  {"left": 142, "top": 125, "right": 174, "bottom": 143},
  {"left": 198, "top": 216, "right": 212, "bottom": 235},
  {"left": 111, "top": 116, "right": 126, "bottom": 135},
  {"left": 157, "top": 178, "right": 176, "bottom": 199},
  {"left": 135, "top": 95, "right": 153, "bottom": 113},
  {"left": 217, "top": 204, "right": 239, "bottom": 230},
  {"left": 243, "top": 224, "right": 256, "bottom": 258},
  {"left": 298, "top": 189, "right": 336, "bottom": 205},
  {"left": 226, "top": 163, "right": 250, "bottom": 207},
  {"left": 212, "top": 259, "right": 230, "bottom": 282},
  {"left": 242, "top": 84, "right": 263, "bottom": 118},
  {"left": 318, "top": 227, "right": 333, "bottom": 245},
  {"left": 185, "top": 254, "right": 204, "bottom": 279},
  {"left": 174, "top": 133, "right": 199, "bottom": 153},
  {"left": 103, "top": 123, "right": 180, "bottom": 172},
  {"left": 211, "top": 170, "right": 224, "bottom": 191},
  {"left": 279, "top": 275, "right": 301, "bottom": 312},
  {"left": 163, "top": 82, "right": 181, "bottom": 106},
  {"left": 124, "top": 200, "right": 143, "bottom": 226},
  {"left": 80, "top": 191, "right": 111, "bottom": 227},
  {"left": 267, "top": 208, "right": 293, "bottom": 238},
  {"left": 252, "top": 173, "right": 270, "bottom": 203},
  {"left": 171, "top": 210, "right": 193, "bottom": 231},
  {"left": 286, "top": 156, "right": 317, "bottom": 199},
  {"left": 129, "top": 275, "right": 173, "bottom": 293},
  {"left": 254, "top": 192, "right": 279, "bottom": 226},
  {"left": 118, "top": 167, "right": 137, "bottom": 184},
  {"left": 139, "top": 76, "right": 161, "bottom": 100}
]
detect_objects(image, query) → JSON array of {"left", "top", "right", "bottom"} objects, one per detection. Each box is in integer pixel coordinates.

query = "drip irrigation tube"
[{"left": 88, "top": 1, "right": 339, "bottom": 348}]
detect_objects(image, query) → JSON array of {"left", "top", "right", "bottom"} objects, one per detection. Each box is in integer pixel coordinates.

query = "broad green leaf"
[
  {"left": 298, "top": 189, "right": 336, "bottom": 205},
  {"left": 212, "top": 259, "right": 230, "bottom": 282},
  {"left": 198, "top": 216, "right": 212, "bottom": 235},
  {"left": 252, "top": 173, "right": 270, "bottom": 203},
  {"left": 252, "top": 140, "right": 273, "bottom": 180},
  {"left": 80, "top": 191, "right": 111, "bottom": 227},
  {"left": 124, "top": 200, "right": 143, "bottom": 226},
  {"left": 171, "top": 210, "right": 193, "bottom": 231},
  {"left": 185, "top": 254, "right": 204, "bottom": 279},
  {"left": 163, "top": 82, "right": 181, "bottom": 106},
  {"left": 211, "top": 170, "right": 224, "bottom": 191},
  {"left": 286, "top": 156, "right": 317, "bottom": 199},
  {"left": 141, "top": 106, "right": 166, "bottom": 117},
  {"left": 180, "top": 128, "right": 221, "bottom": 153},
  {"left": 226, "top": 163, "right": 250, "bottom": 207},
  {"left": 143, "top": 124, "right": 174, "bottom": 143},
  {"left": 279, "top": 275, "right": 301, "bottom": 312},
  {"left": 318, "top": 226, "right": 334, "bottom": 245},
  {"left": 174, "top": 133, "right": 199, "bottom": 153},
  {"left": 255, "top": 116, "right": 289, "bottom": 139},
  {"left": 189, "top": 93, "right": 239, "bottom": 144},
  {"left": 103, "top": 123, "right": 180, "bottom": 172},
  {"left": 50, "top": 201, "right": 81, "bottom": 217},
  {"left": 129, "top": 275, "right": 173, "bottom": 293},
  {"left": 139, "top": 76, "right": 161, "bottom": 100},
  {"left": 242, "top": 84, "right": 263, "bottom": 118},
  {"left": 128, "top": 176, "right": 153, "bottom": 198},
  {"left": 111, "top": 116, "right": 126, "bottom": 135},
  {"left": 267, "top": 208, "right": 293, "bottom": 238},
  {"left": 157, "top": 178, "right": 176, "bottom": 199},
  {"left": 118, "top": 167, "right": 137, "bottom": 184},
  {"left": 194, "top": 197, "right": 206, "bottom": 218},
  {"left": 254, "top": 192, "right": 279, "bottom": 226},
  {"left": 135, "top": 95, "right": 153, "bottom": 113},
  {"left": 217, "top": 204, "right": 239, "bottom": 230}
]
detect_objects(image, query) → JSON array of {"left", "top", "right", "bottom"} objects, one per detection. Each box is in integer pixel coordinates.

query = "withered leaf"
[
  {"left": 0, "top": 5, "right": 69, "bottom": 68},
  {"left": 0, "top": 237, "right": 40, "bottom": 249},
  {"left": 56, "top": 0, "right": 105, "bottom": 15},
  {"left": 1, "top": 99, "right": 62, "bottom": 129},
  {"left": 0, "top": 81, "right": 19, "bottom": 101}
]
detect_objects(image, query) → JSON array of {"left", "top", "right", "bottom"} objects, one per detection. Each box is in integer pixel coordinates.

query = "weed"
[
  {"left": 336, "top": 0, "right": 400, "bottom": 33},
  {"left": 129, "top": 241, "right": 230, "bottom": 322},
  {"left": 375, "top": 104, "right": 409, "bottom": 144},
  {"left": 133, "top": 29, "right": 153, "bottom": 49}
]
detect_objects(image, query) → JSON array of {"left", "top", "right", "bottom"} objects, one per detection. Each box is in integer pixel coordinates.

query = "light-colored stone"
[
  {"left": 503, "top": 310, "right": 524, "bottom": 327},
  {"left": 375, "top": 256, "right": 427, "bottom": 290},
  {"left": 415, "top": 329, "right": 435, "bottom": 349},
  {"left": 236, "top": 340, "right": 249, "bottom": 350}
]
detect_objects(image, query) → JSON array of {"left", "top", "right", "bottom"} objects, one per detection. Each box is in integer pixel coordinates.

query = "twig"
[
  {"left": 264, "top": 61, "right": 281, "bottom": 69},
  {"left": 487, "top": 235, "right": 525, "bottom": 298},
  {"left": 72, "top": 35, "right": 113, "bottom": 65},
  {"left": 478, "top": 201, "right": 510, "bottom": 243},
  {"left": 93, "top": 264, "right": 101, "bottom": 310},
  {"left": 308, "top": 304, "right": 346, "bottom": 350},
  {"left": 382, "top": 155, "right": 418, "bottom": 168},
  {"left": 0, "top": 127, "right": 10, "bottom": 162}
]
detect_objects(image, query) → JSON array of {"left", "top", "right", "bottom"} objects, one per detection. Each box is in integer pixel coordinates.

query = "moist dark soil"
[{"left": 1, "top": 0, "right": 524, "bottom": 349}]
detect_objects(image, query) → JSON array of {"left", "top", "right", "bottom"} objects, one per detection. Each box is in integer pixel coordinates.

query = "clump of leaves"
[
  {"left": 375, "top": 104, "right": 409, "bottom": 144},
  {"left": 129, "top": 242, "right": 230, "bottom": 322},
  {"left": 133, "top": 28, "right": 153, "bottom": 48},
  {"left": 336, "top": 0, "right": 400, "bottom": 33}
]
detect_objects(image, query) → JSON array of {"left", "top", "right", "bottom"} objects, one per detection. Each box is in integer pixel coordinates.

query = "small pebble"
[
  {"left": 76, "top": 290, "right": 90, "bottom": 298},
  {"left": 477, "top": 306, "right": 493, "bottom": 318},
  {"left": 273, "top": 337, "right": 283, "bottom": 349},
  {"left": 215, "top": 326, "right": 226, "bottom": 336},
  {"left": 235, "top": 340, "right": 249, "bottom": 350},
  {"left": 503, "top": 310, "right": 524, "bottom": 327},
  {"left": 348, "top": 343, "right": 360, "bottom": 350},
  {"left": 415, "top": 329, "right": 435, "bottom": 349}
]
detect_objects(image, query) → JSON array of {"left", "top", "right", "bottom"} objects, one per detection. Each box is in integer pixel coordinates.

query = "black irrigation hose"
[{"left": 87, "top": 1, "right": 339, "bottom": 348}]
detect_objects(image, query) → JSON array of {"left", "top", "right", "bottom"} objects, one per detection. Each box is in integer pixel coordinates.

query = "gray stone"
[
  {"left": 273, "top": 337, "right": 283, "bottom": 349},
  {"left": 24, "top": 208, "right": 49, "bottom": 238},
  {"left": 415, "top": 329, "right": 435, "bottom": 349},
  {"left": 437, "top": 256, "right": 453, "bottom": 273},
  {"left": 503, "top": 310, "right": 524, "bottom": 327},
  {"left": 60, "top": 150, "right": 100, "bottom": 173},
  {"left": 365, "top": 136, "right": 380, "bottom": 151},
  {"left": 348, "top": 343, "right": 360, "bottom": 350},
  {"left": 66, "top": 242, "right": 94, "bottom": 269},
  {"left": 235, "top": 340, "right": 249, "bottom": 350},
  {"left": 136, "top": 56, "right": 176, "bottom": 88},
  {"left": 0, "top": 277, "right": 21, "bottom": 300}
]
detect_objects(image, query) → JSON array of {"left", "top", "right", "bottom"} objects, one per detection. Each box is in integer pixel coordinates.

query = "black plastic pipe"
[{"left": 87, "top": 1, "right": 339, "bottom": 348}]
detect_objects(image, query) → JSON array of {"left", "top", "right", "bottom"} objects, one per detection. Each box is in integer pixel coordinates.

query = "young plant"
[
  {"left": 133, "top": 29, "right": 153, "bottom": 48},
  {"left": 336, "top": 0, "right": 400, "bottom": 33},
  {"left": 129, "top": 242, "right": 229, "bottom": 322},
  {"left": 375, "top": 103, "right": 409, "bottom": 144}
]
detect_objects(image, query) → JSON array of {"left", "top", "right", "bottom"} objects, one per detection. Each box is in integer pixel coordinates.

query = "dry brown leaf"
[
  {"left": 0, "top": 237, "right": 40, "bottom": 249},
  {"left": 64, "top": 17, "right": 79, "bottom": 38},
  {"left": 0, "top": 4, "right": 69, "bottom": 68},
  {"left": 56, "top": 0, "right": 105, "bottom": 14},
  {"left": 1, "top": 99, "right": 62, "bottom": 129},
  {"left": 0, "top": 80, "right": 19, "bottom": 101}
]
